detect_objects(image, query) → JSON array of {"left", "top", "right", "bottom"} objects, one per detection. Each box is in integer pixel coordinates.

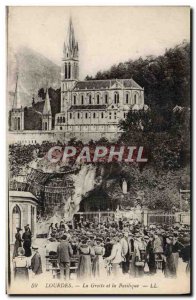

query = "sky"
[{"left": 8, "top": 6, "right": 190, "bottom": 80}]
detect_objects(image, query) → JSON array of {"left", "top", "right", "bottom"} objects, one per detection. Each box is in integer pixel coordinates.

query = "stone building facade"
[
  {"left": 9, "top": 191, "right": 38, "bottom": 243},
  {"left": 55, "top": 18, "right": 146, "bottom": 133}
]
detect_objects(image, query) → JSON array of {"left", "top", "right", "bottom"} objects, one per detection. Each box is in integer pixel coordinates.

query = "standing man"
[
  {"left": 22, "top": 226, "right": 32, "bottom": 257},
  {"left": 172, "top": 232, "right": 184, "bottom": 275},
  {"left": 121, "top": 232, "right": 129, "bottom": 274},
  {"left": 119, "top": 218, "right": 123, "bottom": 231},
  {"left": 57, "top": 235, "right": 73, "bottom": 280},
  {"left": 31, "top": 245, "right": 43, "bottom": 276},
  {"left": 106, "top": 236, "right": 123, "bottom": 276},
  {"left": 13, "top": 227, "right": 23, "bottom": 259}
]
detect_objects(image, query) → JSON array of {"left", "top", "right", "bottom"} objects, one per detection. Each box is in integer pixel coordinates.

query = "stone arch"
[{"left": 11, "top": 204, "right": 23, "bottom": 243}]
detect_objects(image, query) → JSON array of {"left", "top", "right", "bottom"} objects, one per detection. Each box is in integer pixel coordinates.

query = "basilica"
[{"left": 9, "top": 18, "right": 147, "bottom": 141}]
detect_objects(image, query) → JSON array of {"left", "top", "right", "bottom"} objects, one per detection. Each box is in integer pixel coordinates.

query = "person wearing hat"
[
  {"left": 22, "top": 226, "right": 32, "bottom": 257},
  {"left": 13, "top": 227, "right": 23, "bottom": 259},
  {"left": 120, "top": 232, "right": 130, "bottom": 274},
  {"left": 146, "top": 235, "right": 156, "bottom": 275},
  {"left": 25, "top": 224, "right": 32, "bottom": 236},
  {"left": 163, "top": 236, "right": 176, "bottom": 278},
  {"left": 92, "top": 238, "right": 106, "bottom": 277},
  {"left": 105, "top": 236, "right": 123, "bottom": 276},
  {"left": 132, "top": 233, "right": 146, "bottom": 277},
  {"left": 103, "top": 237, "right": 113, "bottom": 259},
  {"left": 31, "top": 245, "right": 43, "bottom": 276},
  {"left": 77, "top": 237, "right": 95, "bottom": 280},
  {"left": 57, "top": 235, "right": 73, "bottom": 280},
  {"left": 172, "top": 232, "right": 184, "bottom": 275}
]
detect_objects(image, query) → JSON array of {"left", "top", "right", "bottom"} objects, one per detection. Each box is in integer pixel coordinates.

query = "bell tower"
[{"left": 61, "top": 17, "right": 79, "bottom": 112}]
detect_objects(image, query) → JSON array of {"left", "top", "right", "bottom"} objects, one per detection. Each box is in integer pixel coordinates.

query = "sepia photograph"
[{"left": 6, "top": 6, "right": 191, "bottom": 295}]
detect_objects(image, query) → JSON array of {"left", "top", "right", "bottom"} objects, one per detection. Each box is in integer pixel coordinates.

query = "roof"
[
  {"left": 43, "top": 89, "right": 52, "bottom": 115},
  {"left": 9, "top": 191, "right": 38, "bottom": 202},
  {"left": 74, "top": 79, "right": 142, "bottom": 91},
  {"left": 69, "top": 105, "right": 106, "bottom": 110}
]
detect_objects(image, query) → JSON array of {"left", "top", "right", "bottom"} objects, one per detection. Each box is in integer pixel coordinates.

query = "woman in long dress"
[
  {"left": 13, "top": 228, "right": 23, "bottom": 259},
  {"left": 13, "top": 247, "right": 29, "bottom": 281},
  {"left": 92, "top": 238, "right": 106, "bottom": 278},
  {"left": 77, "top": 237, "right": 95, "bottom": 279},
  {"left": 22, "top": 227, "right": 32, "bottom": 257}
]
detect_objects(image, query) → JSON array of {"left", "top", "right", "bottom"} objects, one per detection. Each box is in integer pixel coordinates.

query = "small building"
[{"left": 9, "top": 191, "right": 38, "bottom": 244}]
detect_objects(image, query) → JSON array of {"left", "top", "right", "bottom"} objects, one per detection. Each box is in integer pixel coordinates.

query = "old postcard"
[{"left": 7, "top": 6, "right": 191, "bottom": 295}]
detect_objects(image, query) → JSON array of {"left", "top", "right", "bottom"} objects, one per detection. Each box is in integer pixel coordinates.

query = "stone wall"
[{"left": 8, "top": 130, "right": 121, "bottom": 145}]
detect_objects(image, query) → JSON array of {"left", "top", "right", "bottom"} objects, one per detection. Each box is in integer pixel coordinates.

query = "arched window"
[
  {"left": 69, "top": 113, "right": 72, "bottom": 119},
  {"left": 101, "top": 112, "right": 104, "bottom": 118},
  {"left": 63, "top": 117, "right": 65, "bottom": 123},
  {"left": 93, "top": 112, "right": 96, "bottom": 118},
  {"left": 114, "top": 92, "right": 119, "bottom": 104},
  {"left": 85, "top": 113, "right": 88, "bottom": 118},
  {"left": 12, "top": 205, "right": 21, "bottom": 242},
  {"left": 65, "top": 63, "right": 67, "bottom": 79},
  {"left": 13, "top": 117, "right": 16, "bottom": 130},
  {"left": 89, "top": 94, "right": 92, "bottom": 104},
  {"left": 97, "top": 94, "right": 100, "bottom": 104},
  {"left": 45, "top": 122, "right": 47, "bottom": 131},
  {"left": 17, "top": 117, "right": 20, "bottom": 130},
  {"left": 134, "top": 94, "right": 137, "bottom": 104},
  {"left": 13, "top": 205, "right": 21, "bottom": 215},
  {"left": 73, "top": 95, "right": 76, "bottom": 105},
  {"left": 105, "top": 94, "right": 108, "bottom": 104},
  {"left": 68, "top": 62, "right": 71, "bottom": 79},
  {"left": 81, "top": 95, "right": 84, "bottom": 105},
  {"left": 114, "top": 112, "right": 117, "bottom": 119},
  {"left": 60, "top": 117, "right": 62, "bottom": 123},
  {"left": 78, "top": 112, "right": 80, "bottom": 119},
  {"left": 126, "top": 93, "right": 129, "bottom": 104},
  {"left": 57, "top": 117, "right": 60, "bottom": 123}
]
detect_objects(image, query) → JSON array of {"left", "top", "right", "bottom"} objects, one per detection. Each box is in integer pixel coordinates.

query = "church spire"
[
  {"left": 13, "top": 74, "right": 21, "bottom": 109},
  {"left": 63, "top": 16, "right": 78, "bottom": 59},
  {"left": 43, "top": 89, "right": 52, "bottom": 115}
]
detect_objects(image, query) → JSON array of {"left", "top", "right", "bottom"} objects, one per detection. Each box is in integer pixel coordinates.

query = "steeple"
[
  {"left": 60, "top": 16, "right": 79, "bottom": 116},
  {"left": 63, "top": 17, "right": 79, "bottom": 60},
  {"left": 10, "top": 74, "right": 24, "bottom": 131},
  {"left": 42, "top": 89, "right": 52, "bottom": 131},
  {"left": 13, "top": 74, "right": 21, "bottom": 109},
  {"left": 43, "top": 89, "right": 52, "bottom": 115}
]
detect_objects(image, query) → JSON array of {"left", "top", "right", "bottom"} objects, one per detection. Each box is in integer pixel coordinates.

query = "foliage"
[{"left": 86, "top": 41, "right": 190, "bottom": 109}]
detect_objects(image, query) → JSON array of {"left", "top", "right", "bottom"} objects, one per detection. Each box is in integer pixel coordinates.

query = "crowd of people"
[
  {"left": 12, "top": 218, "right": 190, "bottom": 282},
  {"left": 12, "top": 224, "right": 42, "bottom": 281}
]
